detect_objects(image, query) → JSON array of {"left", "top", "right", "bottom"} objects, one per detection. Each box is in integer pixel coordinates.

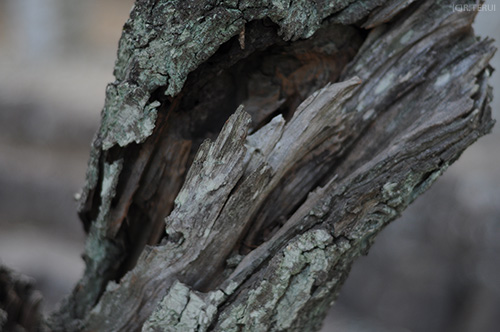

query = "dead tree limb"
[{"left": 21, "top": 0, "right": 494, "bottom": 331}]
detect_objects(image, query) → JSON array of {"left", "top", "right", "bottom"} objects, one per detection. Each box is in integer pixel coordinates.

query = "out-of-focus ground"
[{"left": 0, "top": 1, "right": 498, "bottom": 331}]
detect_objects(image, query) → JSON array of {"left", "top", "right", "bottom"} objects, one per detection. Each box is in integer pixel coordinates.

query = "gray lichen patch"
[
  {"left": 76, "top": 137, "right": 102, "bottom": 213},
  {"left": 374, "top": 71, "right": 395, "bottom": 94},
  {"left": 215, "top": 229, "right": 352, "bottom": 331},
  {"left": 143, "top": 281, "right": 226, "bottom": 332},
  {"left": 99, "top": 83, "right": 159, "bottom": 149},
  {"left": 142, "top": 281, "right": 190, "bottom": 332},
  {"left": 85, "top": 159, "right": 123, "bottom": 251}
]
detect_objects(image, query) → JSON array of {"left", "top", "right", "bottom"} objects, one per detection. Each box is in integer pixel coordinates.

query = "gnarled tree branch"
[{"left": 33, "top": 0, "right": 497, "bottom": 331}]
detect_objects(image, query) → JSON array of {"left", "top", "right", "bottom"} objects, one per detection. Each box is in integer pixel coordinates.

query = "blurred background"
[{"left": 0, "top": 0, "right": 498, "bottom": 331}]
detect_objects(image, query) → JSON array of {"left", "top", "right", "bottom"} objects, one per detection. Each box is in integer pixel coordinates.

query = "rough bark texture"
[
  {"left": 0, "top": 266, "right": 43, "bottom": 332},
  {"left": 0, "top": 0, "right": 493, "bottom": 331}
]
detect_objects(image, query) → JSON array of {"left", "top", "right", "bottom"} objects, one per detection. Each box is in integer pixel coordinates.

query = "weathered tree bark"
[
  {"left": 0, "top": 266, "right": 43, "bottom": 332},
  {"left": 0, "top": 0, "right": 495, "bottom": 331}
]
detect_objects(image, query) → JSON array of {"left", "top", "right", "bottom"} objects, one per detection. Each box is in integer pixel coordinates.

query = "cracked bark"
[{"left": 0, "top": 0, "right": 493, "bottom": 331}]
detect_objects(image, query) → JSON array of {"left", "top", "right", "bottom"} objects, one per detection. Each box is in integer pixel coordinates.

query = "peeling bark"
[{"left": 34, "top": 0, "right": 497, "bottom": 331}]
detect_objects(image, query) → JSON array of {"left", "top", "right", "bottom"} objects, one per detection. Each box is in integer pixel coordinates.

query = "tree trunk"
[{"left": 1, "top": 0, "right": 495, "bottom": 331}]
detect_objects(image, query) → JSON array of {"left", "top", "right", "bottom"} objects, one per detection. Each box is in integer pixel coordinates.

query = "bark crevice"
[{"left": 36, "top": 0, "right": 497, "bottom": 331}]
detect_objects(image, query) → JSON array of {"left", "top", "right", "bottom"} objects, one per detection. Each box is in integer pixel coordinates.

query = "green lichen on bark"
[
  {"left": 47, "top": 0, "right": 495, "bottom": 331},
  {"left": 143, "top": 281, "right": 225, "bottom": 332},
  {"left": 99, "top": 0, "right": 391, "bottom": 149},
  {"left": 213, "top": 230, "right": 353, "bottom": 332},
  {"left": 72, "top": 159, "right": 125, "bottom": 321}
]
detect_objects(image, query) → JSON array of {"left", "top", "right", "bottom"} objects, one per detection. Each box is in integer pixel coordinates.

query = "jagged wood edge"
[
  {"left": 144, "top": 2, "right": 495, "bottom": 332},
  {"left": 88, "top": 2, "right": 494, "bottom": 328},
  {"left": 53, "top": 1, "right": 403, "bottom": 328},
  {"left": 47, "top": 0, "right": 496, "bottom": 332},
  {"left": 97, "top": 0, "right": 393, "bottom": 149},
  {"left": 82, "top": 77, "right": 362, "bottom": 331},
  {"left": 51, "top": 4, "right": 376, "bottom": 330}
]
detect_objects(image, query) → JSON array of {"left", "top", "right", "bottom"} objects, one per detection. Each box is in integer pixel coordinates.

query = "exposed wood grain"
[
  {"left": 45, "top": 0, "right": 496, "bottom": 331},
  {"left": 52, "top": 15, "right": 363, "bottom": 329},
  {"left": 81, "top": 76, "right": 361, "bottom": 330}
]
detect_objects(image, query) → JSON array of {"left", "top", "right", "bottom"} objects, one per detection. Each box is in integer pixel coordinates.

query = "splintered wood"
[{"left": 48, "top": 0, "right": 495, "bottom": 331}]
